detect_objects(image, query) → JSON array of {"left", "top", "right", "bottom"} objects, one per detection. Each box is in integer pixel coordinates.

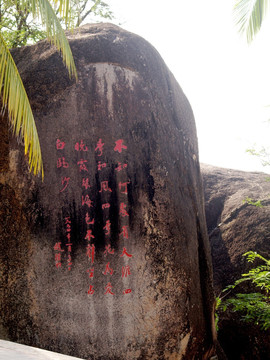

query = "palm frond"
[
  {"left": 0, "top": 32, "right": 44, "bottom": 178},
  {"left": 234, "top": 0, "right": 270, "bottom": 43},
  {"left": 26, "top": 0, "right": 77, "bottom": 79}
]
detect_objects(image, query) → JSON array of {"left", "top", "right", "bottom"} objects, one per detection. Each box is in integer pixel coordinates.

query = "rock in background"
[
  {"left": 0, "top": 24, "right": 216, "bottom": 359},
  {"left": 202, "top": 163, "right": 270, "bottom": 360}
]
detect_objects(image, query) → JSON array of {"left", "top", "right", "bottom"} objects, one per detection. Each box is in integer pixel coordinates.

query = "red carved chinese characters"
[
  {"left": 120, "top": 247, "right": 133, "bottom": 258},
  {"left": 119, "top": 202, "right": 129, "bottom": 217},
  {"left": 75, "top": 140, "right": 88, "bottom": 152},
  {"left": 98, "top": 161, "right": 106, "bottom": 171},
  {"left": 122, "top": 265, "right": 131, "bottom": 278},
  {"left": 82, "top": 178, "right": 91, "bottom": 189},
  {"left": 119, "top": 181, "right": 130, "bottom": 195},
  {"left": 85, "top": 212, "right": 94, "bottom": 225},
  {"left": 120, "top": 225, "right": 129, "bottom": 239},
  {"left": 77, "top": 159, "right": 89, "bottom": 172},
  {"left": 114, "top": 139, "right": 127, "bottom": 153},
  {"left": 57, "top": 157, "right": 69, "bottom": 168},
  {"left": 65, "top": 217, "right": 73, "bottom": 270},
  {"left": 85, "top": 229, "right": 95, "bottom": 241},
  {"left": 103, "top": 220, "right": 111, "bottom": 236},
  {"left": 54, "top": 137, "right": 133, "bottom": 295},
  {"left": 82, "top": 195, "right": 93, "bottom": 208},
  {"left": 99, "top": 181, "right": 112, "bottom": 193},
  {"left": 60, "top": 177, "right": 70, "bottom": 192},
  {"left": 103, "top": 262, "right": 114, "bottom": 276},
  {"left": 95, "top": 138, "right": 104, "bottom": 156},
  {"left": 115, "top": 162, "right": 127, "bottom": 172},
  {"left": 104, "top": 244, "right": 115, "bottom": 257},
  {"left": 86, "top": 244, "right": 95, "bottom": 264},
  {"left": 56, "top": 139, "right": 66, "bottom": 150},
  {"left": 105, "top": 282, "right": 114, "bottom": 295}
]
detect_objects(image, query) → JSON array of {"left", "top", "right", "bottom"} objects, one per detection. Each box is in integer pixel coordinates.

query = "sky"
[{"left": 95, "top": 0, "right": 270, "bottom": 173}]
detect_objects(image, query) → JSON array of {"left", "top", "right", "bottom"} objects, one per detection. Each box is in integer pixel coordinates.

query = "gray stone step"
[{"left": 0, "top": 340, "right": 84, "bottom": 360}]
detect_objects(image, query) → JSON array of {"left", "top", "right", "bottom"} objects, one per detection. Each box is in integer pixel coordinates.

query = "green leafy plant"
[
  {"left": 243, "top": 197, "right": 263, "bottom": 207},
  {"left": 217, "top": 251, "right": 270, "bottom": 330},
  {"left": 0, "top": 0, "right": 78, "bottom": 178}
]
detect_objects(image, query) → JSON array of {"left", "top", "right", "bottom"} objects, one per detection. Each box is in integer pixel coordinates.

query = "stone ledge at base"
[{"left": 0, "top": 340, "right": 84, "bottom": 360}]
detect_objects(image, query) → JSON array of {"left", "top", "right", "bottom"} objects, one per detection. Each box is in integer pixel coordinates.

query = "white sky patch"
[{"left": 96, "top": 0, "right": 270, "bottom": 173}]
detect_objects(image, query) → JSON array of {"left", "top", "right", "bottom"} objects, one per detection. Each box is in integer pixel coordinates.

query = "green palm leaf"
[
  {"left": 234, "top": 0, "right": 270, "bottom": 43},
  {"left": 28, "top": 0, "right": 77, "bottom": 79},
  {"left": 0, "top": 32, "right": 44, "bottom": 178}
]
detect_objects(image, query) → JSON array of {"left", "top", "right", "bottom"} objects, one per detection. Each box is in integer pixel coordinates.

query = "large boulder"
[
  {"left": 201, "top": 164, "right": 270, "bottom": 360},
  {"left": 0, "top": 24, "right": 217, "bottom": 359}
]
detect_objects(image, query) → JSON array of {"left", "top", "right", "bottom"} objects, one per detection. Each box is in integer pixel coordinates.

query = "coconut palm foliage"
[
  {"left": 234, "top": 0, "right": 270, "bottom": 43},
  {"left": 0, "top": 0, "right": 77, "bottom": 178}
]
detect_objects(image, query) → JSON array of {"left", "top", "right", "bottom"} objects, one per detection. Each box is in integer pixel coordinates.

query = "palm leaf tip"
[
  {"left": 233, "top": 0, "right": 270, "bottom": 43},
  {"left": 0, "top": 33, "right": 44, "bottom": 179},
  {"left": 38, "top": 0, "right": 77, "bottom": 80}
]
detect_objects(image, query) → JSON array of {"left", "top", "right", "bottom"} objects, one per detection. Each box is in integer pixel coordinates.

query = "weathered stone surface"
[
  {"left": 201, "top": 164, "right": 270, "bottom": 360},
  {"left": 0, "top": 24, "right": 216, "bottom": 359}
]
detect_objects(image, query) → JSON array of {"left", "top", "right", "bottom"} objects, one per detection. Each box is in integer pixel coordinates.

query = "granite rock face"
[
  {"left": 0, "top": 24, "right": 216, "bottom": 359},
  {"left": 201, "top": 164, "right": 270, "bottom": 360}
]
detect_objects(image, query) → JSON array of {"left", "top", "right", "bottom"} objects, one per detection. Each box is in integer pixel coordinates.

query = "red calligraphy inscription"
[
  {"left": 98, "top": 161, "right": 106, "bottom": 171},
  {"left": 103, "top": 220, "right": 111, "bottom": 235},
  {"left": 57, "top": 157, "right": 69, "bottom": 168},
  {"left": 88, "top": 285, "right": 95, "bottom": 295},
  {"left": 114, "top": 139, "right": 127, "bottom": 153},
  {"left": 86, "top": 268, "right": 94, "bottom": 278},
  {"left": 60, "top": 177, "right": 70, "bottom": 192},
  {"left": 115, "top": 162, "right": 127, "bottom": 172},
  {"left": 104, "top": 244, "right": 115, "bottom": 257},
  {"left": 105, "top": 282, "right": 114, "bottom": 295},
  {"left": 123, "top": 289, "right": 132, "bottom": 294},
  {"left": 122, "top": 265, "right": 131, "bottom": 278},
  {"left": 85, "top": 212, "right": 94, "bottom": 225},
  {"left": 77, "top": 159, "right": 88, "bottom": 172},
  {"left": 54, "top": 242, "right": 64, "bottom": 252},
  {"left": 67, "top": 254, "right": 72, "bottom": 270},
  {"left": 119, "top": 202, "right": 129, "bottom": 217},
  {"left": 95, "top": 138, "right": 104, "bottom": 156},
  {"left": 82, "top": 195, "right": 93, "bottom": 208},
  {"left": 56, "top": 139, "right": 66, "bottom": 150},
  {"left": 55, "top": 253, "right": 62, "bottom": 268},
  {"left": 120, "top": 247, "right": 132, "bottom": 258},
  {"left": 119, "top": 181, "right": 130, "bottom": 195},
  {"left": 85, "top": 229, "right": 95, "bottom": 241},
  {"left": 82, "top": 178, "right": 91, "bottom": 189},
  {"left": 103, "top": 262, "right": 114, "bottom": 275},
  {"left": 86, "top": 244, "right": 95, "bottom": 263},
  {"left": 75, "top": 140, "right": 88, "bottom": 152},
  {"left": 120, "top": 225, "right": 129, "bottom": 239},
  {"left": 99, "top": 181, "right": 112, "bottom": 193},
  {"left": 66, "top": 243, "right": 72, "bottom": 252}
]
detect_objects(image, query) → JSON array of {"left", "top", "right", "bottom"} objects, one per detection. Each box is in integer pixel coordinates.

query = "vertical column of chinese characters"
[
  {"left": 65, "top": 217, "right": 72, "bottom": 270},
  {"left": 95, "top": 139, "right": 115, "bottom": 295},
  {"left": 74, "top": 140, "right": 95, "bottom": 295},
  {"left": 114, "top": 140, "right": 133, "bottom": 295},
  {"left": 54, "top": 138, "right": 70, "bottom": 269}
]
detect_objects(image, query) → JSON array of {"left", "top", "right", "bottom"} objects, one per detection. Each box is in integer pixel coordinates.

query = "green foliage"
[
  {"left": 233, "top": 0, "right": 270, "bottom": 43},
  {"left": 0, "top": 0, "right": 112, "bottom": 178},
  {"left": 0, "top": 0, "right": 47, "bottom": 48},
  {"left": 0, "top": 0, "right": 113, "bottom": 48},
  {"left": 243, "top": 197, "right": 263, "bottom": 207},
  {"left": 246, "top": 146, "right": 270, "bottom": 167},
  {"left": 218, "top": 251, "right": 270, "bottom": 330},
  {"left": 0, "top": 0, "right": 79, "bottom": 178}
]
